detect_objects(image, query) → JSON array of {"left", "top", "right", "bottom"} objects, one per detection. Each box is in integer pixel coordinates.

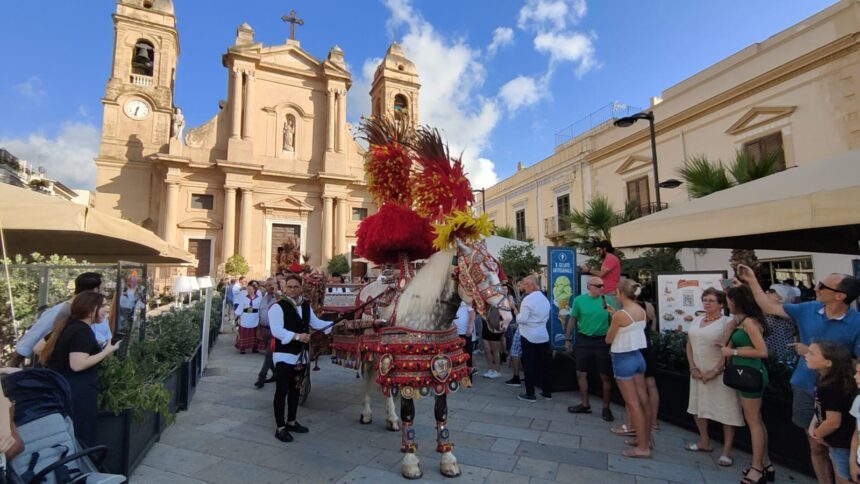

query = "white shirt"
[
  {"left": 453, "top": 302, "right": 472, "bottom": 336},
  {"left": 851, "top": 396, "right": 860, "bottom": 465},
  {"left": 610, "top": 309, "right": 648, "bottom": 353},
  {"left": 234, "top": 292, "right": 262, "bottom": 328},
  {"left": 119, "top": 288, "right": 138, "bottom": 310},
  {"left": 92, "top": 320, "right": 112, "bottom": 348},
  {"left": 230, "top": 283, "right": 242, "bottom": 302},
  {"left": 268, "top": 300, "right": 332, "bottom": 365},
  {"left": 518, "top": 291, "right": 550, "bottom": 344}
]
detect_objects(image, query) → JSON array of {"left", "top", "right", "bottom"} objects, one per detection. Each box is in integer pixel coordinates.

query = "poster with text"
[
  {"left": 548, "top": 247, "right": 577, "bottom": 349},
  {"left": 657, "top": 271, "right": 726, "bottom": 333}
]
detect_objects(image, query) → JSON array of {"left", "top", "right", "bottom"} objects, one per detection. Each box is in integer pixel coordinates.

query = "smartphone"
[
  {"left": 601, "top": 295, "right": 608, "bottom": 310},
  {"left": 719, "top": 279, "right": 733, "bottom": 290},
  {"left": 111, "top": 332, "right": 126, "bottom": 345}
]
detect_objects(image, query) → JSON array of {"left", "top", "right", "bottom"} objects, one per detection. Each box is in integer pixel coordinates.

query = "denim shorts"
[
  {"left": 510, "top": 328, "right": 522, "bottom": 358},
  {"left": 829, "top": 447, "right": 851, "bottom": 481},
  {"left": 791, "top": 386, "right": 815, "bottom": 428},
  {"left": 611, "top": 350, "right": 646, "bottom": 380}
]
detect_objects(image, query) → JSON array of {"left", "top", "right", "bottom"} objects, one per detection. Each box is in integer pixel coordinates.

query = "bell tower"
[
  {"left": 94, "top": 0, "right": 179, "bottom": 224},
  {"left": 370, "top": 42, "right": 420, "bottom": 126}
]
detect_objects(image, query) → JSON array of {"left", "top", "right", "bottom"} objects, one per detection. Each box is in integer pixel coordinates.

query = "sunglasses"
[
  {"left": 589, "top": 283, "right": 604, "bottom": 288},
  {"left": 817, "top": 282, "right": 846, "bottom": 294}
]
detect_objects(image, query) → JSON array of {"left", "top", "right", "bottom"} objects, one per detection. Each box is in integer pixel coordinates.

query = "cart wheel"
[{"left": 299, "top": 364, "right": 311, "bottom": 406}]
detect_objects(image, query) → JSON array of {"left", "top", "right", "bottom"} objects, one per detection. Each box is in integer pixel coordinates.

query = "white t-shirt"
[
  {"left": 453, "top": 302, "right": 472, "bottom": 336},
  {"left": 850, "top": 395, "right": 860, "bottom": 465},
  {"left": 518, "top": 291, "right": 550, "bottom": 344}
]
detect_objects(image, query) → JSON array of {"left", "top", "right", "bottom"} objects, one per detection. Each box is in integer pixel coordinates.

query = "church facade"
[{"left": 93, "top": 0, "right": 420, "bottom": 279}]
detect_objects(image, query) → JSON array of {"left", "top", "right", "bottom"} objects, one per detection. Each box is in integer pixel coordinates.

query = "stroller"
[{"left": 2, "top": 369, "right": 126, "bottom": 484}]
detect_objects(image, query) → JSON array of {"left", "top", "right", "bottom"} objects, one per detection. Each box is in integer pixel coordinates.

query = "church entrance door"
[
  {"left": 187, "top": 238, "right": 212, "bottom": 276},
  {"left": 271, "top": 223, "right": 301, "bottom": 274}
]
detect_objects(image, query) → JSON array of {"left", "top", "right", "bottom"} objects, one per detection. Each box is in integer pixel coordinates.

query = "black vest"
[{"left": 274, "top": 299, "right": 311, "bottom": 355}]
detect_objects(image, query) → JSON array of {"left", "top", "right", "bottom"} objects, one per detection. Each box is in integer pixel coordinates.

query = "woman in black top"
[{"left": 41, "top": 292, "right": 120, "bottom": 446}]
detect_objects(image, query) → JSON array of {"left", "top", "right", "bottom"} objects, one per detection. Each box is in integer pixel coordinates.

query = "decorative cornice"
[
  {"left": 725, "top": 106, "right": 797, "bottom": 135},
  {"left": 615, "top": 155, "right": 652, "bottom": 175},
  {"left": 585, "top": 34, "right": 860, "bottom": 165},
  {"left": 178, "top": 217, "right": 223, "bottom": 230}
]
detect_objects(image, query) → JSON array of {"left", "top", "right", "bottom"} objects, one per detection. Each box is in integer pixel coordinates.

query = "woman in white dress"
[
  {"left": 235, "top": 283, "right": 262, "bottom": 354},
  {"left": 685, "top": 287, "right": 744, "bottom": 467}
]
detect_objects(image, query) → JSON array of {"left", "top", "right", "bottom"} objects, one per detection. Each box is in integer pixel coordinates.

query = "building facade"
[
  {"left": 484, "top": 0, "right": 860, "bottom": 284},
  {"left": 93, "top": 0, "right": 419, "bottom": 278}
]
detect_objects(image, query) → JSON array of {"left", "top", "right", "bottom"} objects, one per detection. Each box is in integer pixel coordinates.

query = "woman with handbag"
[{"left": 720, "top": 285, "right": 772, "bottom": 484}]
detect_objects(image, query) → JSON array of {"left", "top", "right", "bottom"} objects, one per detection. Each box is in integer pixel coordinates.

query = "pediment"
[
  {"left": 259, "top": 44, "right": 321, "bottom": 73},
  {"left": 615, "top": 155, "right": 652, "bottom": 175},
  {"left": 258, "top": 195, "right": 315, "bottom": 214},
  {"left": 177, "top": 218, "right": 223, "bottom": 230},
  {"left": 725, "top": 106, "right": 796, "bottom": 135}
]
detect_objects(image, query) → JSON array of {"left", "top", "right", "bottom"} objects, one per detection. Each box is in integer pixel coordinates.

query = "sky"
[{"left": 0, "top": 0, "right": 838, "bottom": 190}]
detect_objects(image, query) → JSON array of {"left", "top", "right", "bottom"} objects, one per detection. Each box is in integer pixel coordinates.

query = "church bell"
[{"left": 133, "top": 43, "right": 153, "bottom": 67}]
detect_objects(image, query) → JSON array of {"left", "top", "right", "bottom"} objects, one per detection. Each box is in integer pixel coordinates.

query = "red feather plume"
[
  {"left": 359, "top": 116, "right": 414, "bottom": 206},
  {"left": 411, "top": 127, "right": 474, "bottom": 222},
  {"left": 354, "top": 204, "right": 435, "bottom": 264}
]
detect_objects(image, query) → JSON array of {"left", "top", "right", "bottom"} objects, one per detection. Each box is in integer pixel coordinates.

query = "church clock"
[{"left": 124, "top": 99, "right": 150, "bottom": 120}]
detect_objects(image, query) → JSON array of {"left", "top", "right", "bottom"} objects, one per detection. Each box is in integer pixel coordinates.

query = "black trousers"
[
  {"left": 258, "top": 337, "right": 274, "bottom": 380},
  {"left": 273, "top": 362, "right": 303, "bottom": 427},
  {"left": 521, "top": 337, "right": 552, "bottom": 397},
  {"left": 460, "top": 335, "right": 473, "bottom": 368}
]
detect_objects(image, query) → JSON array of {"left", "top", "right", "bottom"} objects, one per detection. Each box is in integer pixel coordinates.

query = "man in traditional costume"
[
  {"left": 255, "top": 278, "right": 278, "bottom": 388},
  {"left": 268, "top": 274, "right": 337, "bottom": 442},
  {"left": 234, "top": 284, "right": 261, "bottom": 353}
]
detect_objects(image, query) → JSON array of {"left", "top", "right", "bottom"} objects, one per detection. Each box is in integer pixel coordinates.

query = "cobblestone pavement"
[{"left": 133, "top": 341, "right": 815, "bottom": 483}]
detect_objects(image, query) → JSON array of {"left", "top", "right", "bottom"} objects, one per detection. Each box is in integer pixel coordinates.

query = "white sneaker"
[
  {"left": 488, "top": 370, "right": 502, "bottom": 379},
  {"left": 482, "top": 370, "right": 493, "bottom": 378}
]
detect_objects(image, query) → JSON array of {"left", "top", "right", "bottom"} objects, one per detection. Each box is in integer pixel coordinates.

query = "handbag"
[{"left": 722, "top": 359, "right": 763, "bottom": 393}]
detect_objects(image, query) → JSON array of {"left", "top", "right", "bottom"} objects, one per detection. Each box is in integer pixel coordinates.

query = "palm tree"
[
  {"left": 562, "top": 194, "right": 634, "bottom": 261},
  {"left": 677, "top": 150, "right": 781, "bottom": 274},
  {"left": 493, "top": 225, "right": 515, "bottom": 238}
]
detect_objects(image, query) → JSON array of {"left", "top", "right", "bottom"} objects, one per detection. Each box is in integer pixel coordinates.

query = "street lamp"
[
  {"left": 472, "top": 188, "right": 486, "bottom": 213},
  {"left": 614, "top": 111, "right": 667, "bottom": 209}
]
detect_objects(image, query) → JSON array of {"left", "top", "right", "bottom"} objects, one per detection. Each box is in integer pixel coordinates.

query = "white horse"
[{"left": 352, "top": 239, "right": 512, "bottom": 479}]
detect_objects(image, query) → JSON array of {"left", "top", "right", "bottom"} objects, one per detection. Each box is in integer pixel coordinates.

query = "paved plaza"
[{"left": 133, "top": 341, "right": 815, "bottom": 483}]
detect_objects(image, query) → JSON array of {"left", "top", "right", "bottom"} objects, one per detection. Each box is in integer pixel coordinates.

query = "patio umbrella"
[
  {"left": 0, "top": 184, "right": 196, "bottom": 264},
  {"left": 610, "top": 148, "right": 860, "bottom": 254}
]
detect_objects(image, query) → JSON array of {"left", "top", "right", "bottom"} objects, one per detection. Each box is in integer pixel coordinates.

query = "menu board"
[{"left": 657, "top": 272, "right": 726, "bottom": 332}]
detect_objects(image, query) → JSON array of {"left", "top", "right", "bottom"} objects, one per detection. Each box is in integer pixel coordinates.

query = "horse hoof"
[
  {"left": 440, "top": 452, "right": 460, "bottom": 478},
  {"left": 441, "top": 466, "right": 461, "bottom": 478},
  {"left": 401, "top": 467, "right": 423, "bottom": 480},
  {"left": 359, "top": 415, "right": 372, "bottom": 425},
  {"left": 386, "top": 420, "right": 401, "bottom": 431}
]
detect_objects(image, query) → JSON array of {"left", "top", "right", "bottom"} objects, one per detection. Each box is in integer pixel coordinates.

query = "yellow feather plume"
[{"left": 432, "top": 210, "right": 494, "bottom": 250}]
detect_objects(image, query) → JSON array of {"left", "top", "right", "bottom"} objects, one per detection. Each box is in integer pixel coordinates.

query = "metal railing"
[
  {"left": 621, "top": 202, "right": 669, "bottom": 221},
  {"left": 554, "top": 101, "right": 642, "bottom": 147}
]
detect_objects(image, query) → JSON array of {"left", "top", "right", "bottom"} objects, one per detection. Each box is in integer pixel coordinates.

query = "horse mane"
[{"left": 395, "top": 249, "right": 457, "bottom": 330}]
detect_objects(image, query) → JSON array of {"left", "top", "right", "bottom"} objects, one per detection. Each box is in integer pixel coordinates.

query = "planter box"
[
  {"left": 651, "top": 366, "right": 813, "bottom": 476},
  {"left": 178, "top": 344, "right": 202, "bottom": 410},
  {"left": 95, "top": 409, "right": 160, "bottom": 476},
  {"left": 159, "top": 366, "right": 181, "bottom": 431}
]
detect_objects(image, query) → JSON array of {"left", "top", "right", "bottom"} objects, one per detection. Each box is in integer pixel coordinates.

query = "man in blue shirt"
[{"left": 738, "top": 265, "right": 860, "bottom": 483}]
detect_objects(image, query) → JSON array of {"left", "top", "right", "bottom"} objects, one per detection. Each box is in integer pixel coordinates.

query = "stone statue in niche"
[
  {"left": 283, "top": 115, "right": 296, "bottom": 152},
  {"left": 171, "top": 107, "right": 185, "bottom": 143}
]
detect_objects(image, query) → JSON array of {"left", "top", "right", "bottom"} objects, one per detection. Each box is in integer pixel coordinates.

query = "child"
[
  {"left": 849, "top": 360, "right": 860, "bottom": 482},
  {"left": 806, "top": 341, "right": 857, "bottom": 484}
]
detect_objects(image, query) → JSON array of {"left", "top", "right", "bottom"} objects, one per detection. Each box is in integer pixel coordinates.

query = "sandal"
[
  {"left": 622, "top": 449, "right": 651, "bottom": 459},
  {"left": 684, "top": 442, "right": 714, "bottom": 452},
  {"left": 741, "top": 467, "right": 765, "bottom": 484},
  {"left": 718, "top": 455, "right": 733, "bottom": 467},
  {"left": 610, "top": 424, "right": 636, "bottom": 436},
  {"left": 567, "top": 404, "right": 592, "bottom": 414}
]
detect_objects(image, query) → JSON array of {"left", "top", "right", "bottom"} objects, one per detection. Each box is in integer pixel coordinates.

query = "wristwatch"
[{"left": 732, "top": 349, "right": 739, "bottom": 357}]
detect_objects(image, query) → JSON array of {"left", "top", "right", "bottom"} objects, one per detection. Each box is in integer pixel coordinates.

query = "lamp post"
[
  {"left": 614, "top": 111, "right": 664, "bottom": 209},
  {"left": 197, "top": 276, "right": 213, "bottom": 370},
  {"left": 171, "top": 276, "right": 193, "bottom": 308},
  {"left": 472, "top": 188, "right": 486, "bottom": 213}
]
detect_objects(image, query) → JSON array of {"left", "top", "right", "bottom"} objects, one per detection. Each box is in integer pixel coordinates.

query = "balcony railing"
[
  {"left": 544, "top": 215, "right": 572, "bottom": 237},
  {"left": 620, "top": 202, "right": 669, "bottom": 221},
  {"left": 130, "top": 74, "right": 153, "bottom": 87}
]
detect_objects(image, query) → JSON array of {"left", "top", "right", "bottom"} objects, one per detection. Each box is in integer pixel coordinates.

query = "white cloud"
[
  {"left": 0, "top": 121, "right": 100, "bottom": 189},
  {"left": 487, "top": 27, "right": 514, "bottom": 57},
  {"left": 376, "top": 0, "right": 501, "bottom": 189},
  {"left": 534, "top": 31, "right": 597, "bottom": 77},
  {"left": 499, "top": 75, "right": 543, "bottom": 113},
  {"left": 517, "top": 0, "right": 586, "bottom": 31},
  {"left": 14, "top": 76, "right": 47, "bottom": 103}
]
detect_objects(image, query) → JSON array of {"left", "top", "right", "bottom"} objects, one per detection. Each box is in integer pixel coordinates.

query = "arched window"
[
  {"left": 132, "top": 39, "right": 155, "bottom": 77},
  {"left": 393, "top": 94, "right": 408, "bottom": 125}
]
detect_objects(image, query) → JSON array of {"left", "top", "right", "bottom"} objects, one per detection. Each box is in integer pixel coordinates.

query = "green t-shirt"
[{"left": 571, "top": 293, "right": 612, "bottom": 337}]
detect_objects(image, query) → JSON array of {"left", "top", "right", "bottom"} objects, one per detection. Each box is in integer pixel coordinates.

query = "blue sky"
[{"left": 0, "top": 0, "right": 837, "bottom": 189}]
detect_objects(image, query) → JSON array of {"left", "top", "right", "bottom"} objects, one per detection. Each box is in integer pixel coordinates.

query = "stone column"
[
  {"left": 242, "top": 71, "right": 254, "bottom": 140},
  {"left": 322, "top": 196, "right": 333, "bottom": 264},
  {"left": 326, "top": 89, "right": 335, "bottom": 152},
  {"left": 161, "top": 181, "right": 180, "bottom": 245},
  {"left": 230, "top": 69, "right": 243, "bottom": 139},
  {"left": 335, "top": 197, "right": 347, "bottom": 255},
  {"left": 222, "top": 187, "right": 237, "bottom": 261},
  {"left": 238, "top": 188, "right": 254, "bottom": 262},
  {"left": 337, "top": 89, "right": 347, "bottom": 153}
]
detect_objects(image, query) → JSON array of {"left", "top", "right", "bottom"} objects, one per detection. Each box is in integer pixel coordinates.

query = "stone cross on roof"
[{"left": 281, "top": 9, "right": 304, "bottom": 41}]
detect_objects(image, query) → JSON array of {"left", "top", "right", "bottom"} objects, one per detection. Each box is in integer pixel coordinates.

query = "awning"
[
  {"left": 610, "top": 149, "right": 860, "bottom": 255},
  {"left": 0, "top": 184, "right": 196, "bottom": 264}
]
